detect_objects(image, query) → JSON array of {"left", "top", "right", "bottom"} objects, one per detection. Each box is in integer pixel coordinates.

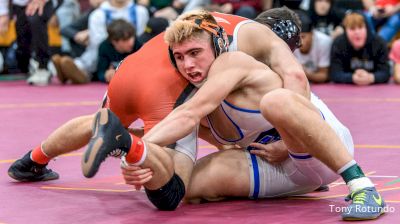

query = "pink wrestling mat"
[{"left": 0, "top": 81, "right": 399, "bottom": 223}]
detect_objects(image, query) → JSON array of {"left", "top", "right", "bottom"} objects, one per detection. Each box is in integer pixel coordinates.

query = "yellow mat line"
[
  {"left": 2, "top": 144, "right": 400, "bottom": 164},
  {"left": 41, "top": 186, "right": 135, "bottom": 192},
  {"left": 288, "top": 186, "right": 400, "bottom": 201},
  {"left": 2, "top": 97, "right": 399, "bottom": 109}
]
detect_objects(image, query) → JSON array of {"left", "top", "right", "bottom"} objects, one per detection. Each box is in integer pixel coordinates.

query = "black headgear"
[
  {"left": 269, "top": 18, "right": 301, "bottom": 51},
  {"left": 169, "top": 19, "right": 229, "bottom": 69}
]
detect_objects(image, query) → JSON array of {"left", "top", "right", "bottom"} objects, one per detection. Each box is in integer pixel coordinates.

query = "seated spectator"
[
  {"left": 138, "top": 0, "right": 187, "bottom": 20},
  {"left": 294, "top": 10, "right": 332, "bottom": 83},
  {"left": 389, "top": 39, "right": 400, "bottom": 83},
  {"left": 329, "top": 12, "right": 390, "bottom": 85},
  {"left": 0, "top": 0, "right": 63, "bottom": 85},
  {"left": 60, "top": 0, "right": 105, "bottom": 58},
  {"left": 308, "top": 0, "right": 345, "bottom": 39},
  {"left": 55, "top": 0, "right": 80, "bottom": 54},
  {"left": 52, "top": 0, "right": 149, "bottom": 84},
  {"left": 138, "top": 17, "right": 169, "bottom": 45},
  {"left": 363, "top": 0, "right": 400, "bottom": 42},
  {"left": 273, "top": 0, "right": 304, "bottom": 9},
  {"left": 97, "top": 19, "right": 142, "bottom": 83},
  {"left": 208, "top": 0, "right": 264, "bottom": 19}
]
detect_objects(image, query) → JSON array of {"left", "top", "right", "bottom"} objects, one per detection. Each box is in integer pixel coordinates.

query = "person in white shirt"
[
  {"left": 52, "top": 0, "right": 149, "bottom": 84},
  {"left": 294, "top": 10, "right": 332, "bottom": 83}
]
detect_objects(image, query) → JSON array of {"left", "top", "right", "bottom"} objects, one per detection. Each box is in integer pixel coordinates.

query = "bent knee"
[{"left": 260, "top": 89, "right": 297, "bottom": 119}]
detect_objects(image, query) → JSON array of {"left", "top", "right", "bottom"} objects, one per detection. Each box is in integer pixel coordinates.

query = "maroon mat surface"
[{"left": 1, "top": 81, "right": 399, "bottom": 223}]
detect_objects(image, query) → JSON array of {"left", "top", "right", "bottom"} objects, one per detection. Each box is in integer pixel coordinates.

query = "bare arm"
[
  {"left": 238, "top": 23, "right": 310, "bottom": 98},
  {"left": 143, "top": 52, "right": 250, "bottom": 146}
]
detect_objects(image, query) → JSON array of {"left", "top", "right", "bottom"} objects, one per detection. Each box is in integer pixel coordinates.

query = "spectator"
[
  {"left": 59, "top": 0, "right": 105, "bottom": 58},
  {"left": 294, "top": 10, "right": 332, "bottom": 83},
  {"left": 97, "top": 19, "right": 142, "bottom": 83},
  {"left": 138, "top": 0, "right": 187, "bottom": 20},
  {"left": 208, "top": 0, "right": 264, "bottom": 19},
  {"left": 273, "top": 0, "right": 304, "bottom": 9},
  {"left": 52, "top": 0, "right": 149, "bottom": 84},
  {"left": 0, "top": 0, "right": 63, "bottom": 85},
  {"left": 362, "top": 0, "right": 400, "bottom": 42},
  {"left": 138, "top": 17, "right": 169, "bottom": 45},
  {"left": 308, "top": 0, "right": 345, "bottom": 39},
  {"left": 55, "top": 0, "right": 80, "bottom": 54},
  {"left": 329, "top": 12, "right": 390, "bottom": 85},
  {"left": 389, "top": 39, "right": 400, "bottom": 83}
]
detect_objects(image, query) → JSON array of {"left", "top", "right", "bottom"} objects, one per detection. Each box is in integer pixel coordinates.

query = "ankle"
[
  {"left": 30, "top": 144, "right": 51, "bottom": 165},
  {"left": 125, "top": 134, "right": 147, "bottom": 165}
]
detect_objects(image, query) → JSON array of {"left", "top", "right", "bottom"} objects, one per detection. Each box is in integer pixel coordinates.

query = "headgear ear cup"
[{"left": 270, "top": 19, "right": 301, "bottom": 51}]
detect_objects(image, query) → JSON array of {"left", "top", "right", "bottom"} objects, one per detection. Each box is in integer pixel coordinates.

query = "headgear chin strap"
[
  {"left": 169, "top": 19, "right": 229, "bottom": 69},
  {"left": 268, "top": 17, "right": 301, "bottom": 51}
]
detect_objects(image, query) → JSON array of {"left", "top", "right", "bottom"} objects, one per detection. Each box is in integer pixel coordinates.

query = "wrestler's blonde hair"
[{"left": 164, "top": 9, "right": 217, "bottom": 46}]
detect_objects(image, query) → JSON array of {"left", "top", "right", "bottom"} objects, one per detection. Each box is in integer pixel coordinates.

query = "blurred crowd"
[{"left": 0, "top": 0, "right": 399, "bottom": 85}]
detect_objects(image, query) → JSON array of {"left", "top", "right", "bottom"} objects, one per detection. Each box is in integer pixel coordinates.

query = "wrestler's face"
[
  {"left": 346, "top": 25, "right": 367, "bottom": 50},
  {"left": 171, "top": 33, "right": 215, "bottom": 87}
]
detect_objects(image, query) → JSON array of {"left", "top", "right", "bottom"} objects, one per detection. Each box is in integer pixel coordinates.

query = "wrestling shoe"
[
  {"left": 8, "top": 151, "right": 59, "bottom": 182},
  {"left": 82, "top": 108, "right": 132, "bottom": 178},
  {"left": 342, "top": 187, "right": 386, "bottom": 220}
]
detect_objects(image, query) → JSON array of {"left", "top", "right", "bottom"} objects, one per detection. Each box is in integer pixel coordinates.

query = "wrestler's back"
[{"left": 107, "top": 35, "right": 189, "bottom": 133}]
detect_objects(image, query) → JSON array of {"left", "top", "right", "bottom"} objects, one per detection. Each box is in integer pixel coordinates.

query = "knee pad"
[{"left": 145, "top": 173, "right": 185, "bottom": 211}]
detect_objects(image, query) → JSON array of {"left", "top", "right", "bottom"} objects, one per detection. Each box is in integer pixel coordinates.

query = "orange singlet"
[{"left": 105, "top": 13, "right": 248, "bottom": 133}]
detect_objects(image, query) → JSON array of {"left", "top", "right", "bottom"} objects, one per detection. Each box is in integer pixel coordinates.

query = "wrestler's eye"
[
  {"left": 190, "top": 50, "right": 199, "bottom": 57},
  {"left": 175, "top": 55, "right": 183, "bottom": 61}
]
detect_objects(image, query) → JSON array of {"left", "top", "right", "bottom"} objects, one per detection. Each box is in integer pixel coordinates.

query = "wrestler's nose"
[{"left": 183, "top": 58, "right": 195, "bottom": 71}]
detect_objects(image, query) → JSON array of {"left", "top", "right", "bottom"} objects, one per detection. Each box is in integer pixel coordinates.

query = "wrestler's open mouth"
[{"left": 188, "top": 72, "right": 203, "bottom": 82}]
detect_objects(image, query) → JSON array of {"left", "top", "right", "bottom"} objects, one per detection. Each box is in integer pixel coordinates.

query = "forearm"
[
  {"left": 372, "top": 70, "right": 390, "bottom": 83},
  {"left": 329, "top": 71, "right": 354, "bottom": 83},
  {"left": 307, "top": 68, "right": 329, "bottom": 83},
  {"left": 143, "top": 108, "right": 199, "bottom": 146}
]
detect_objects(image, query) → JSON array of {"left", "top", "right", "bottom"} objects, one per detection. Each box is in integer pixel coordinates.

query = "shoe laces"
[
  {"left": 345, "top": 190, "right": 367, "bottom": 204},
  {"left": 108, "top": 148, "right": 127, "bottom": 158}
]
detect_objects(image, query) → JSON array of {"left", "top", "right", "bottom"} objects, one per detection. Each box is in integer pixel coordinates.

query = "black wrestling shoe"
[
  {"left": 82, "top": 109, "right": 132, "bottom": 178},
  {"left": 8, "top": 151, "right": 59, "bottom": 182}
]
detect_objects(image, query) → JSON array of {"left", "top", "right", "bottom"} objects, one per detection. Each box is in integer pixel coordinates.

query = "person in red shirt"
[{"left": 363, "top": 0, "right": 400, "bottom": 42}]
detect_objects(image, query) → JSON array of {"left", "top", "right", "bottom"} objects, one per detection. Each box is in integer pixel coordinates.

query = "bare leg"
[
  {"left": 43, "top": 114, "right": 94, "bottom": 158},
  {"left": 185, "top": 149, "right": 250, "bottom": 203},
  {"left": 259, "top": 89, "right": 385, "bottom": 220},
  {"left": 259, "top": 88, "right": 352, "bottom": 171}
]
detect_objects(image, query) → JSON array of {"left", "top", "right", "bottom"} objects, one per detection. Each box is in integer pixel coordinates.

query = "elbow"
[{"left": 290, "top": 68, "right": 308, "bottom": 83}]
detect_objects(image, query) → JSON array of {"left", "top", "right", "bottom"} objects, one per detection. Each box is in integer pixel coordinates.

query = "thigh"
[
  {"left": 165, "top": 148, "right": 194, "bottom": 190},
  {"left": 185, "top": 149, "right": 250, "bottom": 202}
]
